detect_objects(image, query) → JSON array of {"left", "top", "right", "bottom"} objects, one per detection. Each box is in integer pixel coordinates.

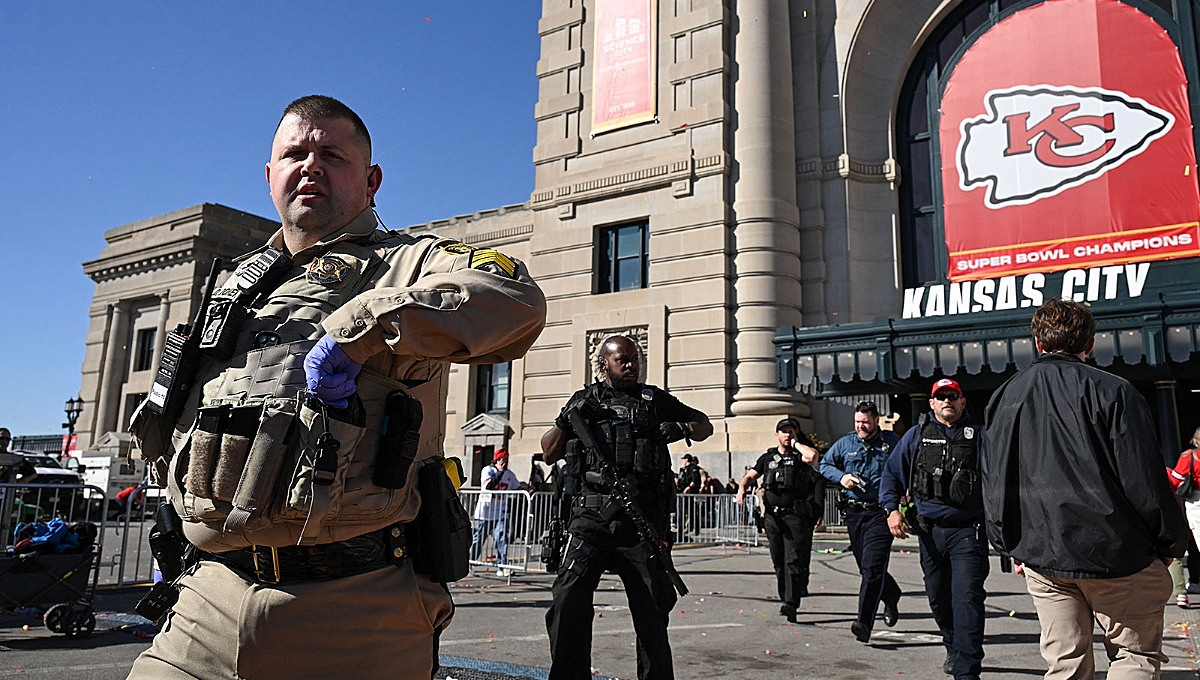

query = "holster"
[{"left": 409, "top": 459, "right": 471, "bottom": 583}]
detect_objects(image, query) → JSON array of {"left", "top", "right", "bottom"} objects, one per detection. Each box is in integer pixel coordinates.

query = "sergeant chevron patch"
[{"left": 469, "top": 248, "right": 517, "bottom": 277}]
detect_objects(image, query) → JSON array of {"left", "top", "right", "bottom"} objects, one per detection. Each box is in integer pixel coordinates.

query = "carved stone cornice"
[
  {"left": 532, "top": 153, "right": 728, "bottom": 212},
  {"left": 796, "top": 154, "right": 898, "bottom": 184}
]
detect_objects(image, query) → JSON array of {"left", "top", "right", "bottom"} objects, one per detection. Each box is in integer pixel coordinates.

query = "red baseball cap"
[
  {"left": 493, "top": 449, "right": 509, "bottom": 462},
  {"left": 931, "top": 378, "right": 962, "bottom": 396}
]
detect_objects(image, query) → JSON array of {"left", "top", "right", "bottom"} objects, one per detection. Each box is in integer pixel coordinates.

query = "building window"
[
  {"left": 596, "top": 221, "right": 650, "bottom": 293},
  {"left": 475, "top": 362, "right": 511, "bottom": 416},
  {"left": 133, "top": 328, "right": 157, "bottom": 372},
  {"left": 895, "top": 0, "right": 1195, "bottom": 287}
]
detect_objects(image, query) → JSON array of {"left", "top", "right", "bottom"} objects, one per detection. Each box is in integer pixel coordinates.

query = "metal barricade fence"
[
  {"left": 459, "top": 489, "right": 534, "bottom": 575},
  {"left": 673, "top": 493, "right": 762, "bottom": 547},
  {"left": 1, "top": 483, "right": 110, "bottom": 594}
]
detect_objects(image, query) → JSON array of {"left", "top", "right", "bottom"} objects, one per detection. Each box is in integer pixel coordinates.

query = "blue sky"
[{"left": 0, "top": 2, "right": 541, "bottom": 437}]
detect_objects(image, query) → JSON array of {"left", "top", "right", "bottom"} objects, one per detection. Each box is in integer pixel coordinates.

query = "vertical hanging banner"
[
  {"left": 591, "top": 0, "right": 657, "bottom": 135},
  {"left": 940, "top": 0, "right": 1200, "bottom": 281}
]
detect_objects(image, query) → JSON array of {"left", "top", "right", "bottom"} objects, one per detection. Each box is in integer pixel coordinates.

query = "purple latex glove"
[{"left": 303, "top": 335, "right": 363, "bottom": 409}]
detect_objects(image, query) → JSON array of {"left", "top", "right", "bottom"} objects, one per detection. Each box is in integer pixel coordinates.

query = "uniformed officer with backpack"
[
  {"left": 736, "top": 418, "right": 824, "bottom": 623},
  {"left": 879, "top": 378, "right": 988, "bottom": 680}
]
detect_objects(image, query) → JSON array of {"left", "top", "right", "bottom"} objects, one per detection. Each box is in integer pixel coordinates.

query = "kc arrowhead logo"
[{"left": 957, "top": 85, "right": 1173, "bottom": 208}]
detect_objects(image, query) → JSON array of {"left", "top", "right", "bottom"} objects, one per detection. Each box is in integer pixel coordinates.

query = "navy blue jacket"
[{"left": 879, "top": 413, "right": 984, "bottom": 526}]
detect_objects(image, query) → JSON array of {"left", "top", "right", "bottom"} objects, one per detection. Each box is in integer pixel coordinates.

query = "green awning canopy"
[{"left": 775, "top": 294, "right": 1200, "bottom": 397}]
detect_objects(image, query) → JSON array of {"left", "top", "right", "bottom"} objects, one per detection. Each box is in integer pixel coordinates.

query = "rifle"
[
  {"left": 567, "top": 407, "right": 689, "bottom": 597},
  {"left": 146, "top": 258, "right": 222, "bottom": 419}
]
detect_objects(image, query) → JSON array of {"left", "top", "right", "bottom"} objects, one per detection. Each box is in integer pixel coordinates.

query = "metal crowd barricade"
[
  {"left": 673, "top": 493, "right": 762, "bottom": 547},
  {"left": 459, "top": 488, "right": 535, "bottom": 577}
]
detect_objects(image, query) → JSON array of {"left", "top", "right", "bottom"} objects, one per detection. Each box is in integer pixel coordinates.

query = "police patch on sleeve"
[
  {"left": 306, "top": 255, "right": 352, "bottom": 285},
  {"left": 964, "top": 426, "right": 976, "bottom": 440},
  {"left": 438, "top": 242, "right": 473, "bottom": 256}
]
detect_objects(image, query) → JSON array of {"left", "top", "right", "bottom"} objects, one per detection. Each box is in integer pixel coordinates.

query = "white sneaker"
[
  {"left": 497, "top": 568, "right": 511, "bottom": 577},
  {"left": 1178, "top": 593, "right": 1190, "bottom": 608}
]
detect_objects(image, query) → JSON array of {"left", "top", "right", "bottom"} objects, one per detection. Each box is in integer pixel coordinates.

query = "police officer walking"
[
  {"left": 126, "top": 96, "right": 546, "bottom": 680},
  {"left": 820, "top": 401, "right": 902, "bottom": 642},
  {"left": 880, "top": 379, "right": 988, "bottom": 680},
  {"left": 736, "top": 417, "right": 823, "bottom": 623},
  {"left": 541, "top": 335, "right": 712, "bottom": 680}
]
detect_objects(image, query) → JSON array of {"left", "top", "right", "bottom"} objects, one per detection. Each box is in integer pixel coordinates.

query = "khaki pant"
[
  {"left": 128, "top": 559, "right": 454, "bottom": 680},
  {"left": 1025, "top": 561, "right": 1171, "bottom": 680}
]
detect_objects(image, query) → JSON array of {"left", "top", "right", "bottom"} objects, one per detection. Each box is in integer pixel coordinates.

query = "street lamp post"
[{"left": 62, "top": 397, "right": 83, "bottom": 458}]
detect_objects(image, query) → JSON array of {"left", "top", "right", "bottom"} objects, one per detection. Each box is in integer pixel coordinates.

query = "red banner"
[
  {"left": 591, "top": 0, "right": 656, "bottom": 134},
  {"left": 939, "top": 0, "right": 1200, "bottom": 280}
]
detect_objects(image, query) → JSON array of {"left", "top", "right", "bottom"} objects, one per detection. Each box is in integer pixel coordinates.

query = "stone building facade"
[{"left": 75, "top": 205, "right": 278, "bottom": 451}]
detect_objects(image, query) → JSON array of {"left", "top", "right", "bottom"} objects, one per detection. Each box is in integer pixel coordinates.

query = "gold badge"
[
  {"left": 438, "top": 242, "right": 473, "bottom": 255},
  {"left": 470, "top": 248, "right": 517, "bottom": 277},
  {"left": 306, "top": 255, "right": 352, "bottom": 285}
]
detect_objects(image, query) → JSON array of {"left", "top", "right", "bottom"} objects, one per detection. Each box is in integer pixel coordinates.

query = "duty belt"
[
  {"left": 574, "top": 493, "right": 610, "bottom": 510},
  {"left": 201, "top": 523, "right": 407, "bottom": 585},
  {"left": 844, "top": 500, "right": 882, "bottom": 513}
]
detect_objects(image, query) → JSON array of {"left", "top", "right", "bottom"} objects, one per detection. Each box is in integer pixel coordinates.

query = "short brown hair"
[
  {"left": 276, "top": 95, "right": 372, "bottom": 158},
  {"left": 1030, "top": 298, "right": 1096, "bottom": 354}
]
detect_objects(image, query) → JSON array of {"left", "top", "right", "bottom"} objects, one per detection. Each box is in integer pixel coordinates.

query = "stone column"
[
  {"left": 94, "top": 303, "right": 128, "bottom": 438},
  {"left": 730, "top": 0, "right": 804, "bottom": 416},
  {"left": 148, "top": 293, "right": 171, "bottom": 378},
  {"left": 1156, "top": 380, "right": 1181, "bottom": 465}
]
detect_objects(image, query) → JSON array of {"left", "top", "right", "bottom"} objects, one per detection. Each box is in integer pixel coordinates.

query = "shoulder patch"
[
  {"left": 306, "top": 255, "right": 352, "bottom": 285},
  {"left": 469, "top": 248, "right": 517, "bottom": 277},
  {"left": 438, "top": 241, "right": 473, "bottom": 256}
]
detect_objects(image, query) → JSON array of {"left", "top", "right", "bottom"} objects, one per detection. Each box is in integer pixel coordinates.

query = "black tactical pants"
[
  {"left": 546, "top": 526, "right": 678, "bottom": 680},
  {"left": 764, "top": 509, "right": 815, "bottom": 607}
]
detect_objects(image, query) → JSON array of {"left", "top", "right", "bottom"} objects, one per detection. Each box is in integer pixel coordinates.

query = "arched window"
[{"left": 895, "top": 0, "right": 1194, "bottom": 288}]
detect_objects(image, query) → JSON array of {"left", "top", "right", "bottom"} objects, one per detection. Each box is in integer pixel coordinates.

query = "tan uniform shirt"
[{"left": 139, "top": 209, "right": 545, "bottom": 551}]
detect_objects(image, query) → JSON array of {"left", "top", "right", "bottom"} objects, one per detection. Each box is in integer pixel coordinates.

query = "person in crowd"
[
  {"left": 126, "top": 95, "right": 546, "bottom": 679},
  {"left": 737, "top": 417, "right": 823, "bottom": 623},
  {"left": 983, "top": 298, "right": 1189, "bottom": 680},
  {"left": 880, "top": 378, "right": 988, "bottom": 679},
  {"left": 820, "top": 401, "right": 902, "bottom": 643},
  {"left": 471, "top": 449, "right": 520, "bottom": 575},
  {"left": 540, "top": 334, "right": 712, "bottom": 680}
]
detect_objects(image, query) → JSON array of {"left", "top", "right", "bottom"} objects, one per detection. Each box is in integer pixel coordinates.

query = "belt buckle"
[{"left": 251, "top": 545, "right": 282, "bottom": 585}]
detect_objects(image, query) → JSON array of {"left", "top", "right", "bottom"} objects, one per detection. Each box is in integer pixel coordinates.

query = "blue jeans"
[
  {"left": 470, "top": 517, "right": 509, "bottom": 565},
  {"left": 918, "top": 524, "right": 989, "bottom": 679},
  {"left": 846, "top": 507, "right": 902, "bottom": 630}
]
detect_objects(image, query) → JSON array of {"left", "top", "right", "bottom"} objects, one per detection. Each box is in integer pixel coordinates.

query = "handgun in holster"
[{"left": 136, "top": 504, "right": 193, "bottom": 625}]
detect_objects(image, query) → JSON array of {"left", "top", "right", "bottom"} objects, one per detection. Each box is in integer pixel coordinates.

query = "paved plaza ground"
[{"left": 2, "top": 534, "right": 1198, "bottom": 679}]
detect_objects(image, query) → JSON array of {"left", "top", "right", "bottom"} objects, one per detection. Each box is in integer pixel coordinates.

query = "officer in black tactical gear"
[
  {"left": 541, "top": 335, "right": 713, "bottom": 680},
  {"left": 880, "top": 378, "right": 988, "bottom": 680},
  {"left": 736, "top": 417, "right": 824, "bottom": 623}
]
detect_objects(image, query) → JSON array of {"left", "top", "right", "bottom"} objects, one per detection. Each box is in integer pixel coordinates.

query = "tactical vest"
[
  {"left": 910, "top": 414, "right": 981, "bottom": 508},
  {"left": 135, "top": 232, "right": 446, "bottom": 552},
  {"left": 764, "top": 452, "right": 801, "bottom": 492},
  {"left": 566, "top": 384, "right": 672, "bottom": 502}
]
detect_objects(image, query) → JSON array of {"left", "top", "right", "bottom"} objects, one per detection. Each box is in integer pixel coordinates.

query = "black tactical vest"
[
  {"left": 598, "top": 387, "right": 672, "bottom": 491},
  {"left": 764, "top": 453, "right": 801, "bottom": 491},
  {"left": 911, "top": 414, "right": 981, "bottom": 507}
]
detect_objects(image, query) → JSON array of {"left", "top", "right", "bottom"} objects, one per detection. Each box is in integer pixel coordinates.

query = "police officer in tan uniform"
[{"left": 127, "top": 96, "right": 546, "bottom": 680}]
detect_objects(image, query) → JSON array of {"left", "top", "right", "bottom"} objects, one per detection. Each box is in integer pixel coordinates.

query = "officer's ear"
[{"left": 366, "top": 164, "right": 382, "bottom": 201}]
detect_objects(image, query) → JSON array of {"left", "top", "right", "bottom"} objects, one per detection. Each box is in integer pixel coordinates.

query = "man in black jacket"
[{"left": 983, "top": 298, "right": 1189, "bottom": 680}]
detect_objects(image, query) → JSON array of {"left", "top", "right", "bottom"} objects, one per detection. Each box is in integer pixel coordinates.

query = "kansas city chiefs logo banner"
[{"left": 939, "top": 0, "right": 1200, "bottom": 281}]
